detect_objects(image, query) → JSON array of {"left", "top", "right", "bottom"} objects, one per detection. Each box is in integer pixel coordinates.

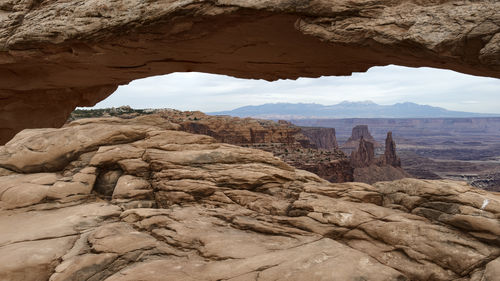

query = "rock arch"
[{"left": 1, "top": 0, "right": 499, "bottom": 144}]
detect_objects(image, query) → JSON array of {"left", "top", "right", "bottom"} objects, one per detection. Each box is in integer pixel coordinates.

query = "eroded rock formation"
[
  {"left": 350, "top": 136, "right": 376, "bottom": 168},
  {"left": 1, "top": 0, "right": 500, "bottom": 143},
  {"left": 350, "top": 131, "right": 410, "bottom": 183},
  {"left": 342, "top": 125, "right": 381, "bottom": 149},
  {"left": 383, "top": 131, "right": 401, "bottom": 167},
  {"left": 0, "top": 117, "right": 499, "bottom": 280}
]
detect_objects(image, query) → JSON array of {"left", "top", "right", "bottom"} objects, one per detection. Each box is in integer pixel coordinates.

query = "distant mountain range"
[{"left": 209, "top": 101, "right": 500, "bottom": 119}]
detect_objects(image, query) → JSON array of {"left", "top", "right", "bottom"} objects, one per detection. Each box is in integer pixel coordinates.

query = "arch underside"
[{"left": 0, "top": 0, "right": 499, "bottom": 144}]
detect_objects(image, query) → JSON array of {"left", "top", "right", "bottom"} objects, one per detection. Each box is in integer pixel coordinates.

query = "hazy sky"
[{"left": 92, "top": 65, "right": 500, "bottom": 113}]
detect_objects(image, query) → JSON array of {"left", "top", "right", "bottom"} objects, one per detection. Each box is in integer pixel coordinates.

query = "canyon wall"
[{"left": 300, "top": 127, "right": 338, "bottom": 150}]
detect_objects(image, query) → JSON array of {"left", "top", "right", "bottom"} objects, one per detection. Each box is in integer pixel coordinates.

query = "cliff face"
[
  {"left": 0, "top": 0, "right": 499, "bottom": 143},
  {"left": 159, "top": 110, "right": 311, "bottom": 146},
  {"left": 0, "top": 117, "right": 499, "bottom": 281},
  {"left": 300, "top": 127, "right": 338, "bottom": 150}
]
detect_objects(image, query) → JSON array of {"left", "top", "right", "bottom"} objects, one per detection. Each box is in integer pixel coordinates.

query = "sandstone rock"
[
  {"left": 104, "top": 239, "right": 406, "bottom": 281},
  {"left": 175, "top": 111, "right": 309, "bottom": 146},
  {"left": 0, "top": 117, "right": 499, "bottom": 280},
  {"left": 1, "top": 0, "right": 499, "bottom": 143},
  {"left": 373, "top": 178, "right": 500, "bottom": 244},
  {"left": 483, "top": 257, "right": 500, "bottom": 281},
  {"left": 382, "top": 132, "right": 401, "bottom": 167},
  {"left": 350, "top": 130, "right": 410, "bottom": 184},
  {"left": 0, "top": 124, "right": 153, "bottom": 172},
  {"left": 88, "top": 222, "right": 161, "bottom": 255},
  {"left": 350, "top": 136, "right": 375, "bottom": 168},
  {"left": 300, "top": 127, "right": 338, "bottom": 150},
  {"left": 46, "top": 181, "right": 92, "bottom": 199},
  {"left": 343, "top": 125, "right": 381, "bottom": 149},
  {"left": 0, "top": 236, "right": 77, "bottom": 281},
  {"left": 0, "top": 173, "right": 60, "bottom": 208},
  {"left": 50, "top": 253, "right": 119, "bottom": 281},
  {"left": 112, "top": 175, "right": 153, "bottom": 200},
  {"left": 0, "top": 202, "right": 121, "bottom": 246}
]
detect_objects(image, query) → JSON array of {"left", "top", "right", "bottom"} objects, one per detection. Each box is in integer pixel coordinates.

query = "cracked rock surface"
[
  {"left": 0, "top": 116, "right": 499, "bottom": 280},
  {"left": 1, "top": 0, "right": 500, "bottom": 143}
]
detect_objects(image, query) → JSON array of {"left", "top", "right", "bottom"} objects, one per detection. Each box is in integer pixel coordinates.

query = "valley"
[{"left": 293, "top": 118, "right": 500, "bottom": 191}]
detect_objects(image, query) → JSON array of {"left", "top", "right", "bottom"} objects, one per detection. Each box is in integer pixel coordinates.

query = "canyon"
[
  {"left": 1, "top": 116, "right": 499, "bottom": 281},
  {"left": 294, "top": 118, "right": 500, "bottom": 191}
]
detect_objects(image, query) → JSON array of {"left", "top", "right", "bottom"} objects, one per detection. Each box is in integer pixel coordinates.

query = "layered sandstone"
[
  {"left": 1, "top": 0, "right": 500, "bottom": 143},
  {"left": 0, "top": 117, "right": 499, "bottom": 280}
]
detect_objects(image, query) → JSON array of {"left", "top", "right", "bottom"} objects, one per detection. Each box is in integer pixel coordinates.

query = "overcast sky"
[{"left": 92, "top": 65, "right": 500, "bottom": 113}]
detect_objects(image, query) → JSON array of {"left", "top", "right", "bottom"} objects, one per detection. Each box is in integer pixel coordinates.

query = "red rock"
[
  {"left": 350, "top": 136, "right": 376, "bottom": 168},
  {"left": 0, "top": 0, "right": 499, "bottom": 143},
  {"left": 343, "top": 125, "right": 381, "bottom": 149},
  {"left": 382, "top": 132, "right": 401, "bottom": 167}
]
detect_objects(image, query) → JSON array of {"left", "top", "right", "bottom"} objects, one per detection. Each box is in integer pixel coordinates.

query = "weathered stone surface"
[
  {"left": 104, "top": 239, "right": 406, "bottom": 281},
  {"left": 1, "top": 0, "right": 499, "bottom": 143},
  {"left": 0, "top": 236, "right": 77, "bottom": 281},
  {"left": 112, "top": 175, "right": 153, "bottom": 200},
  {"left": 0, "top": 117, "right": 499, "bottom": 280},
  {"left": 0, "top": 124, "right": 153, "bottom": 172}
]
